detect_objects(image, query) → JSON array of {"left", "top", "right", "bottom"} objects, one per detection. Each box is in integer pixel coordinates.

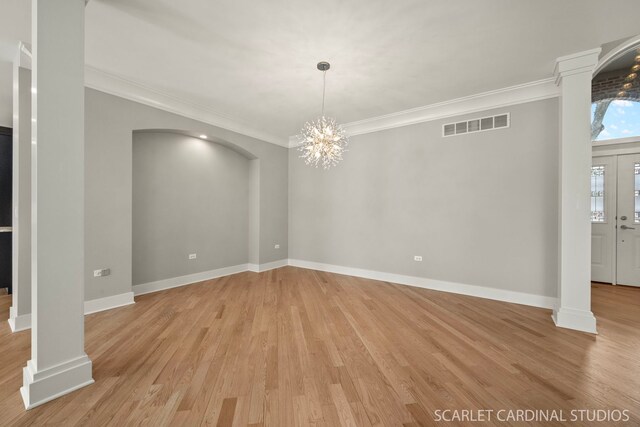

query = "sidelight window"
[
  {"left": 635, "top": 163, "right": 640, "bottom": 223},
  {"left": 591, "top": 165, "right": 605, "bottom": 222}
]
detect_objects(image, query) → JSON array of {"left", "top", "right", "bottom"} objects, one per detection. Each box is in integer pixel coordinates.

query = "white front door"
[
  {"left": 591, "top": 156, "right": 616, "bottom": 283},
  {"left": 616, "top": 154, "right": 640, "bottom": 287}
]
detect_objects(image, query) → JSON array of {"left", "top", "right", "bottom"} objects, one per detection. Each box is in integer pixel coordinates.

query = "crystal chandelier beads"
[
  {"left": 298, "top": 62, "right": 348, "bottom": 169},
  {"left": 300, "top": 116, "right": 347, "bottom": 168}
]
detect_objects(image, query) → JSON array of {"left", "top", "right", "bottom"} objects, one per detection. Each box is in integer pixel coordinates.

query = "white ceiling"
[{"left": 1, "top": 0, "right": 640, "bottom": 139}]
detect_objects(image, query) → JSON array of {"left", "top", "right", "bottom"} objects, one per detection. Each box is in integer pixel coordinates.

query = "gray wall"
[
  {"left": 85, "top": 88, "right": 288, "bottom": 301},
  {"left": 132, "top": 132, "right": 250, "bottom": 285},
  {"left": 289, "top": 98, "right": 559, "bottom": 298}
]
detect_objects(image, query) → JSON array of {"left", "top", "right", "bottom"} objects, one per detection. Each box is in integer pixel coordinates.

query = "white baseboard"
[
  {"left": 288, "top": 259, "right": 557, "bottom": 309},
  {"left": 552, "top": 307, "right": 597, "bottom": 334},
  {"left": 249, "top": 259, "right": 288, "bottom": 273},
  {"left": 84, "top": 292, "right": 135, "bottom": 315},
  {"left": 21, "top": 354, "right": 94, "bottom": 409},
  {"left": 8, "top": 292, "right": 136, "bottom": 332},
  {"left": 134, "top": 259, "right": 289, "bottom": 295},
  {"left": 8, "top": 306, "right": 31, "bottom": 332},
  {"left": 133, "top": 263, "right": 249, "bottom": 296},
  {"left": 9, "top": 259, "right": 293, "bottom": 329}
]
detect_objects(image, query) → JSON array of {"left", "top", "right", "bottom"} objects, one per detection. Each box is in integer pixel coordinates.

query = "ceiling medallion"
[{"left": 299, "top": 61, "right": 348, "bottom": 169}]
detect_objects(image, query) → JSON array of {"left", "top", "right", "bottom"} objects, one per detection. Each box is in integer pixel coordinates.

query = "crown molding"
[
  {"left": 84, "top": 66, "right": 289, "bottom": 147},
  {"left": 289, "top": 77, "right": 559, "bottom": 147},
  {"left": 23, "top": 42, "right": 286, "bottom": 146}
]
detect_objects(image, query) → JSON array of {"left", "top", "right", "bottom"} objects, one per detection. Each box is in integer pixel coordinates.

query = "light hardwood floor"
[{"left": 0, "top": 268, "right": 639, "bottom": 426}]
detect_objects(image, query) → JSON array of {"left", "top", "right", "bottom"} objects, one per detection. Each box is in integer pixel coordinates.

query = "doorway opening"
[
  {"left": 591, "top": 41, "right": 640, "bottom": 289},
  {"left": 0, "top": 126, "right": 12, "bottom": 295}
]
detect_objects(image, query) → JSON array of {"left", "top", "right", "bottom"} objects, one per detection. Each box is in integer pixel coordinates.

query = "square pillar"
[
  {"left": 21, "top": 0, "right": 93, "bottom": 409},
  {"left": 552, "top": 48, "right": 601, "bottom": 334},
  {"left": 9, "top": 44, "right": 32, "bottom": 333}
]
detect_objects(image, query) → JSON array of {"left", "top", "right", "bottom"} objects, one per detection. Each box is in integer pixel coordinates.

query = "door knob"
[{"left": 621, "top": 225, "right": 636, "bottom": 230}]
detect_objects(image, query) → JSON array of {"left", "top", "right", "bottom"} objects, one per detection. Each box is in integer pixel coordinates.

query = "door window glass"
[
  {"left": 635, "top": 163, "right": 640, "bottom": 223},
  {"left": 591, "top": 165, "right": 605, "bottom": 222}
]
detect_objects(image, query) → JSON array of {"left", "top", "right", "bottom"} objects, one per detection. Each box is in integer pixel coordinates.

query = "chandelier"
[{"left": 299, "top": 62, "right": 348, "bottom": 169}]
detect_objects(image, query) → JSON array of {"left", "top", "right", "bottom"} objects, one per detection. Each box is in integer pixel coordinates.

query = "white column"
[
  {"left": 248, "top": 159, "right": 260, "bottom": 271},
  {"left": 21, "top": 0, "right": 93, "bottom": 409},
  {"left": 9, "top": 44, "right": 32, "bottom": 333},
  {"left": 553, "top": 48, "right": 601, "bottom": 334}
]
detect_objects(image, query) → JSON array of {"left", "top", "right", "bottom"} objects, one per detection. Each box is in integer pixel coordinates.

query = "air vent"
[{"left": 442, "top": 113, "right": 510, "bottom": 137}]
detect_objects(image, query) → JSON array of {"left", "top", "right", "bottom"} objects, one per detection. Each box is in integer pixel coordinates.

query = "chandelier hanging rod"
[
  {"left": 298, "top": 60, "right": 348, "bottom": 169},
  {"left": 318, "top": 61, "right": 330, "bottom": 117}
]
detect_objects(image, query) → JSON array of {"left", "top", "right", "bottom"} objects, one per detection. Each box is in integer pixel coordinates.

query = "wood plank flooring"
[{"left": 0, "top": 268, "right": 639, "bottom": 426}]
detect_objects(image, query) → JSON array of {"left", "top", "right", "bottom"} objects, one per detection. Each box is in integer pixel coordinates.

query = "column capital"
[{"left": 554, "top": 48, "right": 602, "bottom": 85}]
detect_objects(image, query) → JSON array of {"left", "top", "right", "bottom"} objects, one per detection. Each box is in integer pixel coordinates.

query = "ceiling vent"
[{"left": 442, "top": 113, "right": 510, "bottom": 137}]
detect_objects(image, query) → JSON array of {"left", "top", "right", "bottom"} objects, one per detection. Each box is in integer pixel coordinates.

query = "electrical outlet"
[
  {"left": 274, "top": 244, "right": 280, "bottom": 249},
  {"left": 189, "top": 253, "right": 197, "bottom": 260},
  {"left": 414, "top": 256, "right": 423, "bottom": 262},
  {"left": 93, "top": 268, "right": 111, "bottom": 277}
]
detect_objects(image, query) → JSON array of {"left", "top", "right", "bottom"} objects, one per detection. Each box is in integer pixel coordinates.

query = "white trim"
[
  {"left": 594, "top": 34, "right": 640, "bottom": 77},
  {"left": 21, "top": 355, "right": 94, "bottom": 409},
  {"left": 133, "top": 263, "right": 249, "bottom": 296},
  {"left": 8, "top": 293, "right": 135, "bottom": 332},
  {"left": 554, "top": 48, "right": 602, "bottom": 83},
  {"left": 288, "top": 259, "right": 557, "bottom": 309},
  {"left": 16, "top": 41, "right": 31, "bottom": 69},
  {"left": 135, "top": 258, "right": 557, "bottom": 309},
  {"left": 260, "top": 259, "right": 289, "bottom": 272},
  {"left": 552, "top": 307, "right": 598, "bottom": 334},
  {"left": 593, "top": 136, "right": 640, "bottom": 147},
  {"left": 84, "top": 66, "right": 288, "bottom": 148},
  {"left": 593, "top": 141, "right": 640, "bottom": 157},
  {"left": 289, "top": 78, "right": 558, "bottom": 147},
  {"left": 8, "top": 307, "right": 31, "bottom": 332},
  {"left": 84, "top": 292, "right": 135, "bottom": 315}
]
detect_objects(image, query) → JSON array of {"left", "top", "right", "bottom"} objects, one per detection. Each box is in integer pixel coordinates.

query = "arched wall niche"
[
  {"left": 131, "top": 129, "right": 261, "bottom": 286},
  {"left": 83, "top": 86, "right": 289, "bottom": 301},
  {"left": 134, "top": 129, "right": 259, "bottom": 160}
]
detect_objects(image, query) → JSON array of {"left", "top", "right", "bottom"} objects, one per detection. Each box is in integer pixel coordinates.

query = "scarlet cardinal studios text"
[{"left": 432, "top": 409, "right": 631, "bottom": 423}]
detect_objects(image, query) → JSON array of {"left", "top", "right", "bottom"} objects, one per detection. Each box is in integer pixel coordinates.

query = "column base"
[
  {"left": 8, "top": 307, "right": 31, "bottom": 332},
  {"left": 552, "top": 307, "right": 597, "bottom": 334},
  {"left": 21, "top": 355, "right": 94, "bottom": 409}
]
